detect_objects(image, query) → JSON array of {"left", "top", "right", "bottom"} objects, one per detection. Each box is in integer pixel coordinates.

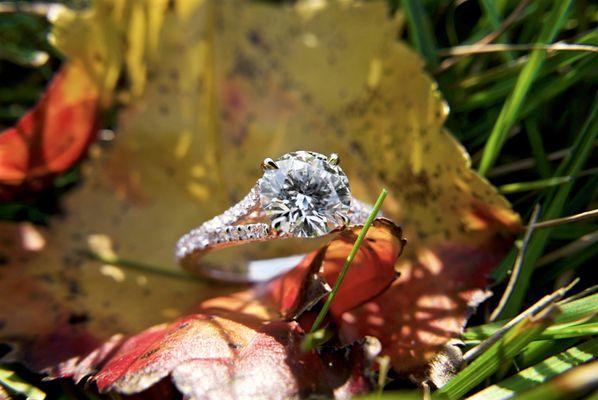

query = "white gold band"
[{"left": 175, "top": 184, "right": 373, "bottom": 282}]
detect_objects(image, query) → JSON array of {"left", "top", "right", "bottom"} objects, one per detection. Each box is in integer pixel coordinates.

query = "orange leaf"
[
  {"left": 264, "top": 219, "right": 405, "bottom": 321},
  {"left": 337, "top": 207, "right": 518, "bottom": 374},
  {"left": 0, "top": 62, "right": 100, "bottom": 197}
]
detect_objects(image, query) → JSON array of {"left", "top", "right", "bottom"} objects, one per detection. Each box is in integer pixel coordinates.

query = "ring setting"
[{"left": 175, "top": 151, "right": 373, "bottom": 280}]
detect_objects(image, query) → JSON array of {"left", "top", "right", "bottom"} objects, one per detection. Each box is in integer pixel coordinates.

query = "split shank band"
[{"left": 175, "top": 151, "right": 374, "bottom": 281}]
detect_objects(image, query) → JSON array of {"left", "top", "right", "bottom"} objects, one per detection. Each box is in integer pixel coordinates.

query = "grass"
[
  {"left": 1, "top": 0, "right": 597, "bottom": 399},
  {"left": 308, "top": 188, "right": 388, "bottom": 334}
]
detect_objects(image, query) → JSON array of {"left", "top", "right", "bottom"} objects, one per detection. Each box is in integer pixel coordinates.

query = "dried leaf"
[
  {"left": 0, "top": 63, "right": 100, "bottom": 198},
  {"left": 91, "top": 221, "right": 405, "bottom": 398},
  {"left": 264, "top": 219, "right": 404, "bottom": 320},
  {"left": 338, "top": 229, "right": 516, "bottom": 374},
  {"left": 94, "top": 316, "right": 370, "bottom": 399}
]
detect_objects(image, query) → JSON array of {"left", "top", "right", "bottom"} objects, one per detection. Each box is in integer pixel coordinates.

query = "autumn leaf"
[
  {"left": 93, "top": 317, "right": 369, "bottom": 399},
  {"left": 0, "top": 0, "right": 520, "bottom": 396},
  {"left": 0, "top": 62, "right": 100, "bottom": 199},
  {"left": 72, "top": 221, "right": 402, "bottom": 398}
]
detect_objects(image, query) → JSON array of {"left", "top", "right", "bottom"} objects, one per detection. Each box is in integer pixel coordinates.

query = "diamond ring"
[{"left": 175, "top": 151, "right": 374, "bottom": 281}]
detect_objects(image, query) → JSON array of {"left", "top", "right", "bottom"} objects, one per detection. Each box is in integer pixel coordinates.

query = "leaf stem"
[
  {"left": 79, "top": 249, "right": 204, "bottom": 282},
  {"left": 309, "top": 188, "right": 388, "bottom": 334},
  {"left": 490, "top": 204, "right": 541, "bottom": 322}
]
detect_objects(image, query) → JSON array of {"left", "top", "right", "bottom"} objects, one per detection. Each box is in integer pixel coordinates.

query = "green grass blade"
[
  {"left": 308, "top": 188, "right": 388, "bottom": 334},
  {"left": 497, "top": 96, "right": 598, "bottom": 319},
  {"left": 0, "top": 366, "right": 46, "bottom": 400},
  {"left": 477, "top": 0, "right": 574, "bottom": 175},
  {"left": 452, "top": 28, "right": 597, "bottom": 94},
  {"left": 524, "top": 119, "right": 551, "bottom": 178},
  {"left": 540, "top": 322, "right": 598, "bottom": 340},
  {"left": 518, "top": 55, "right": 597, "bottom": 118},
  {"left": 402, "top": 0, "right": 438, "bottom": 67},
  {"left": 478, "top": 0, "right": 514, "bottom": 61},
  {"left": 518, "top": 339, "right": 579, "bottom": 369},
  {"left": 437, "top": 311, "right": 553, "bottom": 399},
  {"left": 491, "top": 246, "right": 518, "bottom": 283},
  {"left": 464, "top": 293, "right": 598, "bottom": 341},
  {"left": 357, "top": 391, "right": 424, "bottom": 400},
  {"left": 467, "top": 339, "right": 598, "bottom": 400},
  {"left": 512, "top": 361, "right": 598, "bottom": 400},
  {"left": 498, "top": 176, "right": 571, "bottom": 194}
]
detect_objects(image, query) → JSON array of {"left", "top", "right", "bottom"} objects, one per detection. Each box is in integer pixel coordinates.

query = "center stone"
[{"left": 258, "top": 151, "right": 351, "bottom": 237}]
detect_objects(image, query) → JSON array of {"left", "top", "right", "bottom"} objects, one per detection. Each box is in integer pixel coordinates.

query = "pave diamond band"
[{"left": 175, "top": 151, "right": 374, "bottom": 282}]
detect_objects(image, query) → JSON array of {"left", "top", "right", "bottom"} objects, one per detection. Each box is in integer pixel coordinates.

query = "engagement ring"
[{"left": 175, "top": 151, "right": 374, "bottom": 281}]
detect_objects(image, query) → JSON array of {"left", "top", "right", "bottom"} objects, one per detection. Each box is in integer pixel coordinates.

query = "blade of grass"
[
  {"left": 512, "top": 361, "right": 598, "bottom": 400},
  {"left": 455, "top": 53, "right": 595, "bottom": 131},
  {"left": 490, "top": 246, "right": 518, "bottom": 283},
  {"left": 489, "top": 204, "right": 541, "bottom": 321},
  {"left": 477, "top": 0, "right": 574, "bottom": 175},
  {"left": 478, "top": 0, "right": 514, "bottom": 61},
  {"left": 540, "top": 322, "right": 598, "bottom": 340},
  {"left": 0, "top": 366, "right": 46, "bottom": 400},
  {"left": 437, "top": 0, "right": 531, "bottom": 72},
  {"left": 452, "top": 28, "right": 597, "bottom": 93},
  {"left": 464, "top": 322, "right": 598, "bottom": 345},
  {"left": 528, "top": 208, "right": 598, "bottom": 230},
  {"left": 536, "top": 230, "right": 598, "bottom": 267},
  {"left": 518, "top": 55, "right": 597, "bottom": 118},
  {"left": 498, "top": 96, "right": 598, "bottom": 319},
  {"left": 402, "top": 0, "right": 437, "bottom": 68},
  {"left": 539, "top": 245, "right": 598, "bottom": 286},
  {"left": 308, "top": 188, "right": 388, "bottom": 334},
  {"left": 487, "top": 141, "right": 597, "bottom": 178},
  {"left": 524, "top": 118, "right": 551, "bottom": 178},
  {"left": 465, "top": 280, "right": 576, "bottom": 361},
  {"left": 438, "top": 43, "right": 598, "bottom": 57},
  {"left": 550, "top": 222, "right": 598, "bottom": 240},
  {"left": 498, "top": 176, "right": 571, "bottom": 194},
  {"left": 465, "top": 292, "right": 598, "bottom": 341},
  {"left": 299, "top": 327, "right": 334, "bottom": 352},
  {"left": 467, "top": 339, "right": 598, "bottom": 400},
  {"left": 437, "top": 307, "right": 555, "bottom": 400},
  {"left": 517, "top": 339, "right": 579, "bottom": 370}
]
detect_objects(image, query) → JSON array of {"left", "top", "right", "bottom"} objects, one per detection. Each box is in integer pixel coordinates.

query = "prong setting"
[
  {"left": 328, "top": 153, "right": 340, "bottom": 165},
  {"left": 261, "top": 158, "right": 279, "bottom": 170},
  {"left": 339, "top": 213, "right": 350, "bottom": 226}
]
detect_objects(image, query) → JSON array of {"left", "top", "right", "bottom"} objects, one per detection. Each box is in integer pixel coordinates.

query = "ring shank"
[{"left": 175, "top": 184, "right": 374, "bottom": 282}]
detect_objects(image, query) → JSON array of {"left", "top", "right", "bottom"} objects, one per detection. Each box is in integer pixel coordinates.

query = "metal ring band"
[{"left": 175, "top": 184, "right": 373, "bottom": 282}]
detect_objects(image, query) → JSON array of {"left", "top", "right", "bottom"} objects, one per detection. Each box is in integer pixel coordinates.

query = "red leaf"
[
  {"left": 79, "top": 221, "right": 404, "bottom": 398},
  {"left": 319, "top": 219, "right": 405, "bottom": 318},
  {"left": 0, "top": 62, "right": 100, "bottom": 198},
  {"left": 94, "top": 315, "right": 370, "bottom": 399},
  {"left": 336, "top": 208, "right": 518, "bottom": 374},
  {"left": 265, "top": 219, "right": 405, "bottom": 320}
]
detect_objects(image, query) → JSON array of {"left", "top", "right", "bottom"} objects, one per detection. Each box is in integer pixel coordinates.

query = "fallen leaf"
[
  {"left": 264, "top": 219, "right": 405, "bottom": 321},
  {"left": 338, "top": 228, "right": 516, "bottom": 374},
  {"left": 94, "top": 317, "right": 370, "bottom": 399},
  {"left": 91, "top": 220, "right": 403, "bottom": 398},
  {"left": 0, "top": 0, "right": 520, "bottom": 394},
  {"left": 0, "top": 62, "right": 100, "bottom": 199}
]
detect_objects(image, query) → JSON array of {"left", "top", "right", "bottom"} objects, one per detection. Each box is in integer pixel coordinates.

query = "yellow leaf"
[{"left": 0, "top": 0, "right": 520, "bottom": 376}]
